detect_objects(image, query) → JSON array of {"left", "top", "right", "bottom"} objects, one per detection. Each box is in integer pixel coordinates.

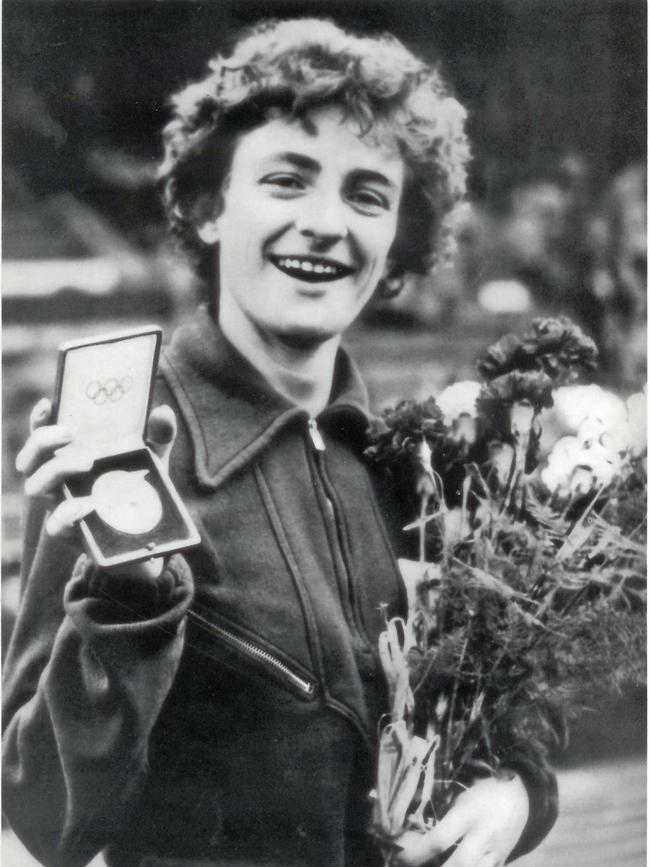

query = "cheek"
[{"left": 367, "top": 218, "right": 400, "bottom": 268}]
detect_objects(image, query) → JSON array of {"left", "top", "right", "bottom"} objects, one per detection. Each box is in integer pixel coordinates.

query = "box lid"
[{"left": 54, "top": 326, "right": 162, "bottom": 459}]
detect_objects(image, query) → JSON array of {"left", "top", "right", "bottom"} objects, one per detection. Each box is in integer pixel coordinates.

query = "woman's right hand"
[{"left": 16, "top": 397, "right": 178, "bottom": 580}]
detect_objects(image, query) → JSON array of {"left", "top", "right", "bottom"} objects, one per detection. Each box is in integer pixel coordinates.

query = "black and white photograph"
[{"left": 2, "top": 2, "right": 646, "bottom": 866}]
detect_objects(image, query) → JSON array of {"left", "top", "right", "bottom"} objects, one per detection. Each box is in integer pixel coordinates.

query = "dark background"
[{"left": 4, "top": 0, "right": 646, "bottom": 203}]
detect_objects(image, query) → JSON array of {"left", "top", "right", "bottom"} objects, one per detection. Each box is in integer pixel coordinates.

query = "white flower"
[
  {"left": 540, "top": 384, "right": 646, "bottom": 460},
  {"left": 626, "top": 390, "right": 647, "bottom": 458},
  {"left": 541, "top": 433, "right": 621, "bottom": 496},
  {"left": 552, "top": 384, "right": 627, "bottom": 435},
  {"left": 436, "top": 381, "right": 481, "bottom": 424},
  {"left": 576, "top": 417, "right": 628, "bottom": 456},
  {"left": 540, "top": 436, "right": 580, "bottom": 493}
]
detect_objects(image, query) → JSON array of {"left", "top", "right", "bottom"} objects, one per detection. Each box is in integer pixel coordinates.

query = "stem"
[
  {"left": 443, "top": 635, "right": 469, "bottom": 782},
  {"left": 558, "top": 583, "right": 590, "bottom": 617},
  {"left": 628, "top": 514, "right": 647, "bottom": 540},
  {"left": 530, "top": 561, "right": 562, "bottom": 600},
  {"left": 419, "top": 492, "right": 428, "bottom": 563},
  {"left": 535, "top": 587, "right": 558, "bottom": 621},
  {"left": 498, "top": 454, "right": 518, "bottom": 516}
]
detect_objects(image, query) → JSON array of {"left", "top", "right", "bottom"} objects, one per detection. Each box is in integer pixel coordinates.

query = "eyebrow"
[
  {"left": 348, "top": 169, "right": 399, "bottom": 192},
  {"left": 267, "top": 152, "right": 399, "bottom": 191},
  {"left": 270, "top": 152, "right": 320, "bottom": 172}
]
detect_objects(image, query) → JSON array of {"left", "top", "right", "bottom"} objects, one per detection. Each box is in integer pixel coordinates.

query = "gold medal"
[{"left": 91, "top": 470, "right": 163, "bottom": 535}]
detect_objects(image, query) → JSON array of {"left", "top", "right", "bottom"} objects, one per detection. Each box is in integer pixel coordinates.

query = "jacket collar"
[{"left": 160, "top": 305, "right": 371, "bottom": 490}]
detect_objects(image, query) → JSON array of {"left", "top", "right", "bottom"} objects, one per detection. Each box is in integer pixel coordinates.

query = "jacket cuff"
[
  {"left": 64, "top": 553, "right": 195, "bottom": 632},
  {"left": 505, "top": 755, "right": 559, "bottom": 862}
]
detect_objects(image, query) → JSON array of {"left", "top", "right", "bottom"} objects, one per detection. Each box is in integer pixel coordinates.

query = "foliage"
[{"left": 365, "top": 317, "right": 646, "bottom": 863}]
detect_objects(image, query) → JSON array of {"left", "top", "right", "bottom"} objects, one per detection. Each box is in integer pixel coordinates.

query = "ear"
[
  {"left": 377, "top": 260, "right": 406, "bottom": 298},
  {"left": 196, "top": 175, "right": 231, "bottom": 245},
  {"left": 196, "top": 217, "right": 220, "bottom": 245}
]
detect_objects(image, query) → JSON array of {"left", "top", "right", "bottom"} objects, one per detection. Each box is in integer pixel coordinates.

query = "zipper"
[
  {"left": 187, "top": 608, "right": 317, "bottom": 698},
  {"left": 308, "top": 417, "right": 326, "bottom": 451},
  {"left": 308, "top": 417, "right": 335, "bottom": 516},
  {"left": 305, "top": 417, "right": 373, "bottom": 648}
]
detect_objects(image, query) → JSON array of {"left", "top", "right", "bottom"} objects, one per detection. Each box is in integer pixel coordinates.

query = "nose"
[{"left": 295, "top": 191, "right": 348, "bottom": 246}]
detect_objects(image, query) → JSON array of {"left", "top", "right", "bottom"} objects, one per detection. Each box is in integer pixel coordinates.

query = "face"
[{"left": 201, "top": 105, "right": 405, "bottom": 345}]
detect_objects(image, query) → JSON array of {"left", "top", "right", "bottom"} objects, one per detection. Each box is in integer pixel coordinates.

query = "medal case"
[{"left": 53, "top": 326, "right": 200, "bottom": 569}]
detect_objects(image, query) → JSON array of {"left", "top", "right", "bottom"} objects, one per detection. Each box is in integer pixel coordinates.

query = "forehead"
[{"left": 228, "top": 104, "right": 405, "bottom": 187}]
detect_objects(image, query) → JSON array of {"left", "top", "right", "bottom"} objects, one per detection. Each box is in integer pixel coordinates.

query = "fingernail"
[{"left": 35, "top": 400, "right": 50, "bottom": 420}]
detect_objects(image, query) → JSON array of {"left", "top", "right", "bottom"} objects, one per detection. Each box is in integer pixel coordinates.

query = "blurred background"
[{"left": 2, "top": 0, "right": 646, "bottom": 864}]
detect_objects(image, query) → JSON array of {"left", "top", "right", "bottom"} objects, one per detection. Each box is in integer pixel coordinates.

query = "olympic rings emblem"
[{"left": 86, "top": 376, "right": 133, "bottom": 405}]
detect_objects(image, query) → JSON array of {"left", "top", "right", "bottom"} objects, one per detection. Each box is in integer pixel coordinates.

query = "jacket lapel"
[{"left": 160, "top": 305, "right": 372, "bottom": 490}]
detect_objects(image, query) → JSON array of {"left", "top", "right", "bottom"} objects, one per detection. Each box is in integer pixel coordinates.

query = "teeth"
[{"left": 278, "top": 257, "right": 341, "bottom": 275}]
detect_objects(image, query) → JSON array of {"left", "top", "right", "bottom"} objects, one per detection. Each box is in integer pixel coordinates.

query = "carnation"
[
  {"left": 552, "top": 384, "right": 627, "bottom": 436},
  {"left": 477, "top": 371, "right": 554, "bottom": 426},
  {"left": 540, "top": 384, "right": 647, "bottom": 461},
  {"left": 477, "top": 316, "right": 598, "bottom": 385},
  {"left": 540, "top": 434, "right": 621, "bottom": 496},
  {"left": 436, "top": 381, "right": 481, "bottom": 423}
]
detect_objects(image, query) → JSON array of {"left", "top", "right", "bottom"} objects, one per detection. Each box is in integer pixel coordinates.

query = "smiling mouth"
[{"left": 269, "top": 255, "right": 355, "bottom": 283}]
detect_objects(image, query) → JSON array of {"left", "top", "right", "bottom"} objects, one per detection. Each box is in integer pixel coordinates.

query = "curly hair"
[{"left": 159, "top": 17, "right": 470, "bottom": 293}]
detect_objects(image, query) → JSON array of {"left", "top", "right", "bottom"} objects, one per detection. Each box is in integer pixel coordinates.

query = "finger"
[
  {"left": 45, "top": 497, "right": 95, "bottom": 539},
  {"left": 442, "top": 834, "right": 489, "bottom": 867},
  {"left": 25, "top": 452, "right": 94, "bottom": 498},
  {"left": 16, "top": 425, "right": 74, "bottom": 476},
  {"left": 475, "top": 856, "right": 501, "bottom": 867},
  {"left": 146, "top": 405, "right": 177, "bottom": 469},
  {"left": 394, "top": 806, "right": 470, "bottom": 866},
  {"left": 29, "top": 398, "right": 53, "bottom": 433}
]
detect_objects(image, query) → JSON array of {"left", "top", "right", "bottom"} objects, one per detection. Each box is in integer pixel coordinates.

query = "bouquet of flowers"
[{"left": 365, "top": 317, "right": 646, "bottom": 865}]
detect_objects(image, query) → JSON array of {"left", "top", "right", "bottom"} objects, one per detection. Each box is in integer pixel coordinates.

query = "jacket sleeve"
[
  {"left": 506, "top": 753, "right": 559, "bottom": 862},
  {"left": 2, "top": 502, "right": 195, "bottom": 867}
]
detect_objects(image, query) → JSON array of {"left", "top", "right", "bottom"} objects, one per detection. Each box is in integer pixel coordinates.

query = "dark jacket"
[{"left": 3, "top": 307, "right": 557, "bottom": 867}]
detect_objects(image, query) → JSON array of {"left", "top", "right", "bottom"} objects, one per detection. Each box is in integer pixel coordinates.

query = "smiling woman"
[
  {"left": 203, "top": 105, "right": 404, "bottom": 353},
  {"left": 160, "top": 18, "right": 470, "bottom": 304},
  {"left": 4, "top": 16, "right": 558, "bottom": 867}
]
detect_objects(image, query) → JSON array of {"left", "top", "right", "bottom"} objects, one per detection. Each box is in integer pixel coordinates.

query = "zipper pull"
[{"left": 308, "top": 418, "right": 326, "bottom": 452}]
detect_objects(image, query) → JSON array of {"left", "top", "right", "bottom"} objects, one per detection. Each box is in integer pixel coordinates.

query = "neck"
[{"left": 218, "top": 302, "right": 340, "bottom": 418}]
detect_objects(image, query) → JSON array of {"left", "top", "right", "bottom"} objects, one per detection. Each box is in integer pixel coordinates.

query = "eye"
[
  {"left": 260, "top": 173, "right": 305, "bottom": 193},
  {"left": 347, "top": 188, "right": 390, "bottom": 213}
]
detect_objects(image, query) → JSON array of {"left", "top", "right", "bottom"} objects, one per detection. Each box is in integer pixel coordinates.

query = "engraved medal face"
[{"left": 91, "top": 469, "right": 162, "bottom": 535}]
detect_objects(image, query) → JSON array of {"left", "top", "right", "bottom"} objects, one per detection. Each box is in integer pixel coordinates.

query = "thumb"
[
  {"left": 146, "top": 405, "right": 177, "bottom": 470},
  {"left": 29, "top": 397, "right": 53, "bottom": 433}
]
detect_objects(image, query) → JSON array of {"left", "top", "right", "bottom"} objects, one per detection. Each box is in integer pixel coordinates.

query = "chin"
[{"left": 274, "top": 319, "right": 342, "bottom": 348}]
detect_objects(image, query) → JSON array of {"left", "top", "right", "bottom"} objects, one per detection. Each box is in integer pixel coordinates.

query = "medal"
[{"left": 91, "top": 469, "right": 163, "bottom": 535}]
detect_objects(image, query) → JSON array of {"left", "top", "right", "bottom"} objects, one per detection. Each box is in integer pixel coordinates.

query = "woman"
[{"left": 3, "top": 18, "right": 557, "bottom": 867}]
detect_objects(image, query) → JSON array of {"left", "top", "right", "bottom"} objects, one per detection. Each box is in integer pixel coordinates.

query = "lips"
[{"left": 269, "top": 254, "right": 355, "bottom": 283}]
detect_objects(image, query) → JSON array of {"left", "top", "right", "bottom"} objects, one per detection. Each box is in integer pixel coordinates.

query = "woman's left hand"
[{"left": 392, "top": 773, "right": 529, "bottom": 867}]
